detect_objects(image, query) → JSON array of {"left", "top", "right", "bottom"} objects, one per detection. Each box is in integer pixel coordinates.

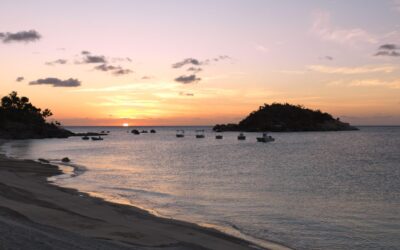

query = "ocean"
[{"left": 1, "top": 126, "right": 399, "bottom": 249}]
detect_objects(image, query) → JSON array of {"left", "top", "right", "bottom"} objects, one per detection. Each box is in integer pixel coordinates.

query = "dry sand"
[{"left": 0, "top": 152, "right": 276, "bottom": 250}]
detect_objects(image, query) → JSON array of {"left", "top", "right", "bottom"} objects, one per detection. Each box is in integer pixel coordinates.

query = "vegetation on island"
[
  {"left": 0, "top": 91, "right": 73, "bottom": 139},
  {"left": 213, "top": 103, "right": 358, "bottom": 132}
]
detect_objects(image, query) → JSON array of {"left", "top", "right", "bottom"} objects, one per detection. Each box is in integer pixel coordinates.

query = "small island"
[
  {"left": 214, "top": 103, "right": 358, "bottom": 132},
  {"left": 0, "top": 91, "right": 74, "bottom": 139}
]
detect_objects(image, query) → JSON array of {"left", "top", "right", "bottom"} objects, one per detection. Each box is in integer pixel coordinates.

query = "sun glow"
[{"left": 122, "top": 123, "right": 129, "bottom": 127}]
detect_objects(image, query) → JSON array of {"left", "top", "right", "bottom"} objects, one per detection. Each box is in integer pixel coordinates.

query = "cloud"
[
  {"left": 174, "top": 74, "right": 201, "bottom": 84},
  {"left": 94, "top": 64, "right": 118, "bottom": 71},
  {"left": 94, "top": 64, "right": 133, "bottom": 75},
  {"left": 172, "top": 58, "right": 202, "bottom": 68},
  {"left": 179, "top": 92, "right": 194, "bottom": 96},
  {"left": 311, "top": 11, "right": 376, "bottom": 45},
  {"left": 45, "top": 59, "right": 68, "bottom": 66},
  {"left": 187, "top": 67, "right": 203, "bottom": 73},
  {"left": 78, "top": 51, "right": 107, "bottom": 64},
  {"left": 16, "top": 77, "right": 24, "bottom": 82},
  {"left": 375, "top": 44, "right": 400, "bottom": 57},
  {"left": 141, "top": 76, "right": 153, "bottom": 80},
  {"left": 327, "top": 79, "right": 400, "bottom": 89},
  {"left": 111, "top": 57, "right": 132, "bottom": 63},
  {"left": 308, "top": 65, "right": 395, "bottom": 74},
  {"left": 84, "top": 55, "right": 107, "bottom": 63},
  {"left": 277, "top": 70, "right": 307, "bottom": 75},
  {"left": 113, "top": 68, "right": 133, "bottom": 76},
  {"left": 212, "top": 55, "right": 230, "bottom": 62},
  {"left": 29, "top": 77, "right": 81, "bottom": 87},
  {"left": 0, "top": 30, "right": 41, "bottom": 43},
  {"left": 320, "top": 56, "right": 333, "bottom": 61},
  {"left": 375, "top": 51, "right": 400, "bottom": 56},
  {"left": 379, "top": 44, "right": 399, "bottom": 50}
]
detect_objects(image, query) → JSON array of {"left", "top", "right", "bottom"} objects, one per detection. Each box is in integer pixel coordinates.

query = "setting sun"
[{"left": 122, "top": 123, "right": 129, "bottom": 127}]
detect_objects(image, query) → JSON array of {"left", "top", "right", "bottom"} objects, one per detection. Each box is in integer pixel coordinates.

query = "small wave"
[{"left": 104, "top": 187, "right": 172, "bottom": 198}]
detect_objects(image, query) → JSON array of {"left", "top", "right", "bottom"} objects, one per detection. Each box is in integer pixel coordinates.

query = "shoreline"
[{"left": 0, "top": 140, "right": 291, "bottom": 250}]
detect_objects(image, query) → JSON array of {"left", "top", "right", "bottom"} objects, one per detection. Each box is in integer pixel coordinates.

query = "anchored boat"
[
  {"left": 237, "top": 132, "right": 246, "bottom": 140},
  {"left": 91, "top": 136, "right": 103, "bottom": 141},
  {"left": 196, "top": 130, "right": 205, "bottom": 138},
  {"left": 257, "top": 132, "right": 275, "bottom": 143},
  {"left": 176, "top": 130, "right": 185, "bottom": 138}
]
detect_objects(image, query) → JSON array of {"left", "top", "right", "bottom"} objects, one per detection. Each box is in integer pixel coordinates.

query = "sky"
[{"left": 1, "top": 0, "right": 400, "bottom": 126}]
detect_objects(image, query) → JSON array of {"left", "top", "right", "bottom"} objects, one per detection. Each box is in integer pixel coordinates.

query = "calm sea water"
[{"left": 2, "top": 126, "right": 400, "bottom": 249}]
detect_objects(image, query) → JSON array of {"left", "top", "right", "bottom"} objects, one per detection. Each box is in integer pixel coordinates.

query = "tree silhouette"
[
  {"left": 0, "top": 91, "right": 72, "bottom": 139},
  {"left": 214, "top": 103, "right": 357, "bottom": 132}
]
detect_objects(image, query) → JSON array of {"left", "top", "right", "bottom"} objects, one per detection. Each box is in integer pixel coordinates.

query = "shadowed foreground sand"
[{"left": 0, "top": 154, "right": 290, "bottom": 250}]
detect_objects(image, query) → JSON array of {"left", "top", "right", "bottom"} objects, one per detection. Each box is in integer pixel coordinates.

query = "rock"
[
  {"left": 61, "top": 157, "right": 70, "bottom": 163},
  {"left": 38, "top": 158, "right": 50, "bottom": 163}
]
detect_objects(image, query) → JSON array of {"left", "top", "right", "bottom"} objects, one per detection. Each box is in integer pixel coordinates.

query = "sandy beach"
[{"left": 0, "top": 140, "right": 291, "bottom": 250}]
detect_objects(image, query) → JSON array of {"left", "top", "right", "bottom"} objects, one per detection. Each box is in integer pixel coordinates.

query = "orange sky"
[{"left": 1, "top": 1, "right": 400, "bottom": 126}]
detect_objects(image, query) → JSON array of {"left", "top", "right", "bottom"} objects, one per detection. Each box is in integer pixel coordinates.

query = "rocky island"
[{"left": 214, "top": 103, "right": 358, "bottom": 132}]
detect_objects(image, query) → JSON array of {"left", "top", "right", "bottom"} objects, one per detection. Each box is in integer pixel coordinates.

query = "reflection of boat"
[
  {"left": 237, "top": 133, "right": 246, "bottom": 140},
  {"left": 91, "top": 136, "right": 103, "bottom": 141},
  {"left": 131, "top": 129, "right": 140, "bottom": 135},
  {"left": 150, "top": 129, "right": 156, "bottom": 133},
  {"left": 176, "top": 130, "right": 185, "bottom": 138},
  {"left": 215, "top": 133, "right": 223, "bottom": 139},
  {"left": 196, "top": 130, "right": 205, "bottom": 139},
  {"left": 82, "top": 136, "right": 89, "bottom": 140},
  {"left": 257, "top": 132, "right": 275, "bottom": 143}
]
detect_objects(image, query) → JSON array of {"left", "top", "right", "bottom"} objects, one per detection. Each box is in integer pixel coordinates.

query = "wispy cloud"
[
  {"left": 73, "top": 82, "right": 180, "bottom": 93},
  {"left": 30, "top": 77, "right": 81, "bottom": 87},
  {"left": 174, "top": 74, "right": 201, "bottom": 84},
  {"left": 0, "top": 30, "right": 41, "bottom": 43},
  {"left": 187, "top": 67, "right": 202, "bottom": 73},
  {"left": 308, "top": 65, "right": 395, "bottom": 74},
  {"left": 327, "top": 79, "right": 400, "bottom": 89},
  {"left": 94, "top": 64, "right": 133, "bottom": 75},
  {"left": 374, "top": 43, "right": 400, "bottom": 57},
  {"left": 311, "top": 10, "right": 376, "bottom": 45},
  {"left": 319, "top": 56, "right": 333, "bottom": 61},
  {"left": 172, "top": 58, "right": 202, "bottom": 68},
  {"left": 16, "top": 77, "right": 24, "bottom": 82},
  {"left": 276, "top": 70, "right": 307, "bottom": 75},
  {"left": 45, "top": 59, "right": 68, "bottom": 66},
  {"left": 179, "top": 92, "right": 194, "bottom": 96}
]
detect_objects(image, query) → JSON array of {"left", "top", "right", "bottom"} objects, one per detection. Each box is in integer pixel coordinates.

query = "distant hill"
[
  {"left": 0, "top": 91, "right": 73, "bottom": 139},
  {"left": 213, "top": 103, "right": 358, "bottom": 132}
]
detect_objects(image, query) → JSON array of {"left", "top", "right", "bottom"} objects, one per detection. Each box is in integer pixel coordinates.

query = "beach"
[{"left": 0, "top": 141, "right": 287, "bottom": 250}]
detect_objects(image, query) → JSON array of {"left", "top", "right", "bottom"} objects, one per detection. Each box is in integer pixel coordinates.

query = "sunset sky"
[{"left": 1, "top": 0, "right": 400, "bottom": 126}]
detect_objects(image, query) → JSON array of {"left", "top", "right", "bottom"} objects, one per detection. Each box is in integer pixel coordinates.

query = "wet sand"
[{"left": 0, "top": 145, "right": 289, "bottom": 250}]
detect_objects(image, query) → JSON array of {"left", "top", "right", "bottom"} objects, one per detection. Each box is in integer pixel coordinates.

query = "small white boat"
[
  {"left": 176, "top": 130, "right": 185, "bottom": 138},
  {"left": 257, "top": 132, "right": 275, "bottom": 143},
  {"left": 196, "top": 130, "right": 205, "bottom": 139},
  {"left": 237, "top": 132, "right": 246, "bottom": 140}
]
